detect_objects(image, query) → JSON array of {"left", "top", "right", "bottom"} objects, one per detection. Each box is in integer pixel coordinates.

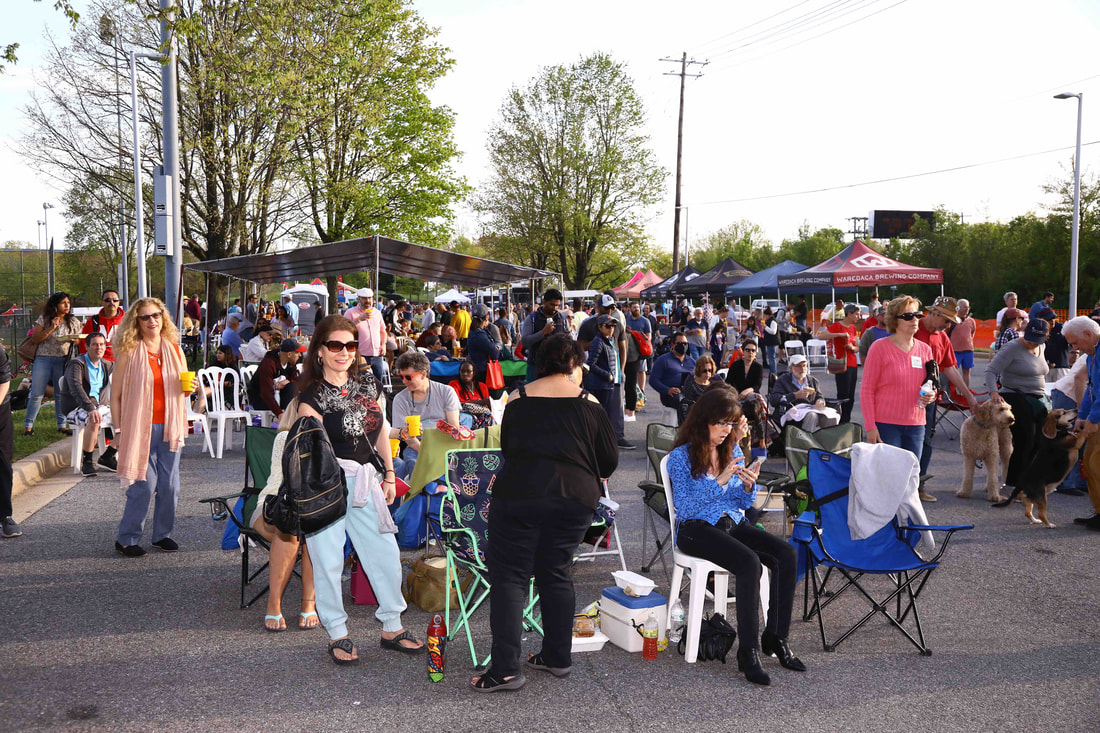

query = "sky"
[{"left": 2, "top": 0, "right": 1099, "bottom": 264}]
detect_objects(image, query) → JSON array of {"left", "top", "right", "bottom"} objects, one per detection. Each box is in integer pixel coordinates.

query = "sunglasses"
[
  {"left": 323, "top": 340, "right": 358, "bottom": 352},
  {"left": 399, "top": 372, "right": 424, "bottom": 382},
  {"left": 896, "top": 312, "right": 922, "bottom": 321},
  {"left": 138, "top": 312, "right": 162, "bottom": 322},
  {"left": 103, "top": 297, "right": 119, "bottom": 303},
  {"left": 701, "top": 368, "right": 715, "bottom": 373}
]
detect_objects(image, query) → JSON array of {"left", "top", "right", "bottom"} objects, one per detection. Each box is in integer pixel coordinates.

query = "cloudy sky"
[{"left": 2, "top": 0, "right": 1098, "bottom": 259}]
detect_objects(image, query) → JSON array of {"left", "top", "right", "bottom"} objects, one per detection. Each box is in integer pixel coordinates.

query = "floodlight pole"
[
  {"left": 130, "top": 50, "right": 162, "bottom": 300},
  {"left": 1054, "top": 92, "right": 1083, "bottom": 318}
]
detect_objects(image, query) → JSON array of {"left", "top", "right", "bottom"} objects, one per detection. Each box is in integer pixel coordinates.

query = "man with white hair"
[
  {"left": 995, "top": 292, "right": 1019, "bottom": 338},
  {"left": 949, "top": 298, "right": 977, "bottom": 388},
  {"left": 1063, "top": 316, "right": 1100, "bottom": 531},
  {"left": 280, "top": 291, "right": 299, "bottom": 327}
]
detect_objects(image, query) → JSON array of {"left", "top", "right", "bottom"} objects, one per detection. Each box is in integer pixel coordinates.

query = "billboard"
[{"left": 869, "top": 210, "right": 935, "bottom": 239}]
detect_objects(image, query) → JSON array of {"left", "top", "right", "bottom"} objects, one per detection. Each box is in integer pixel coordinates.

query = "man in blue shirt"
[
  {"left": 1029, "top": 291, "right": 1054, "bottom": 320},
  {"left": 649, "top": 332, "right": 696, "bottom": 416},
  {"left": 1065, "top": 315, "right": 1100, "bottom": 531},
  {"left": 220, "top": 313, "right": 244, "bottom": 357},
  {"left": 280, "top": 291, "right": 299, "bottom": 327}
]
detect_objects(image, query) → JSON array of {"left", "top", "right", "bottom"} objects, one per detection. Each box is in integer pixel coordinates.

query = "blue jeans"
[
  {"left": 116, "top": 423, "right": 182, "bottom": 546},
  {"left": 364, "top": 356, "right": 386, "bottom": 384},
  {"left": 1052, "top": 389, "right": 1086, "bottom": 488},
  {"left": 26, "top": 354, "right": 67, "bottom": 430},
  {"left": 765, "top": 345, "right": 778, "bottom": 372},
  {"left": 876, "top": 422, "right": 925, "bottom": 464},
  {"left": 688, "top": 344, "right": 705, "bottom": 360}
]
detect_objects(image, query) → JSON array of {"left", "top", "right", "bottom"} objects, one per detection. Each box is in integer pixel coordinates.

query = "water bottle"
[
  {"left": 667, "top": 599, "right": 685, "bottom": 646},
  {"left": 427, "top": 613, "right": 447, "bottom": 682},
  {"left": 918, "top": 380, "right": 934, "bottom": 407},
  {"left": 641, "top": 613, "right": 659, "bottom": 660}
]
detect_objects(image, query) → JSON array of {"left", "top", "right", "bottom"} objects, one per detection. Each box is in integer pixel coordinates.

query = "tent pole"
[
  {"left": 373, "top": 235, "right": 380, "bottom": 294},
  {"left": 203, "top": 273, "right": 210, "bottom": 367}
]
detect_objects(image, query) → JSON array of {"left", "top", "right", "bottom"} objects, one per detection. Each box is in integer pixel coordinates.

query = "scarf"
[{"left": 112, "top": 338, "right": 187, "bottom": 484}]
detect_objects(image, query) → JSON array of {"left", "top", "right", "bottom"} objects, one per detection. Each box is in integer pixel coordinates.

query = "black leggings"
[
  {"left": 1001, "top": 392, "right": 1048, "bottom": 486},
  {"left": 676, "top": 517, "right": 797, "bottom": 649}
]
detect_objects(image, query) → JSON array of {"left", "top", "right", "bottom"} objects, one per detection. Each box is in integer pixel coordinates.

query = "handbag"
[
  {"left": 826, "top": 354, "right": 848, "bottom": 375},
  {"left": 485, "top": 359, "right": 505, "bottom": 391},
  {"left": 679, "top": 611, "right": 737, "bottom": 663},
  {"left": 401, "top": 554, "right": 471, "bottom": 612},
  {"left": 17, "top": 334, "right": 38, "bottom": 365},
  {"left": 631, "top": 330, "right": 653, "bottom": 357}
]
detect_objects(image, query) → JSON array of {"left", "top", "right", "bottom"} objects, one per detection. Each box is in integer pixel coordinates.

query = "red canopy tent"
[
  {"left": 776, "top": 240, "right": 942, "bottom": 293},
  {"left": 613, "top": 269, "right": 664, "bottom": 299}
]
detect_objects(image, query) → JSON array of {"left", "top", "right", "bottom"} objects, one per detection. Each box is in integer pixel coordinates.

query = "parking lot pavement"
[{"left": 1, "top": 358, "right": 1097, "bottom": 731}]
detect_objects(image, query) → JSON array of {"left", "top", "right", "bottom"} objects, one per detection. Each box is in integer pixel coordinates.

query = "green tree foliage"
[
  {"left": 476, "top": 52, "right": 667, "bottom": 288},
  {"left": 688, "top": 220, "right": 773, "bottom": 273}
]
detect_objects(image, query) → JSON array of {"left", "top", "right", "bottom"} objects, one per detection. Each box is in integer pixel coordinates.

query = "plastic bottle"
[
  {"left": 427, "top": 613, "right": 447, "bottom": 682},
  {"left": 667, "top": 599, "right": 685, "bottom": 646},
  {"left": 918, "top": 380, "right": 934, "bottom": 407},
  {"left": 641, "top": 612, "right": 659, "bottom": 660}
]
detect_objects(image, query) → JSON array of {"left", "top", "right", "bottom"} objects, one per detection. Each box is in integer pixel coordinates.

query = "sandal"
[
  {"left": 470, "top": 673, "right": 526, "bottom": 693},
  {"left": 380, "top": 629, "right": 425, "bottom": 655},
  {"left": 263, "top": 614, "right": 286, "bottom": 633},
  {"left": 299, "top": 610, "right": 319, "bottom": 630},
  {"left": 328, "top": 638, "right": 360, "bottom": 666},
  {"left": 527, "top": 652, "right": 571, "bottom": 678}
]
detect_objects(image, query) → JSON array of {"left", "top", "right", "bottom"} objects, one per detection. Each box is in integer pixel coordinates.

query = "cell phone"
[{"left": 747, "top": 456, "right": 766, "bottom": 472}]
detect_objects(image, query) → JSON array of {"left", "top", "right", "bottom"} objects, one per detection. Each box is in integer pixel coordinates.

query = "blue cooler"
[{"left": 599, "top": 586, "right": 667, "bottom": 653}]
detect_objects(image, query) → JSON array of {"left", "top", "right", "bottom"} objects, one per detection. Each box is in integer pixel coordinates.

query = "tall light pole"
[
  {"left": 36, "top": 220, "right": 44, "bottom": 249},
  {"left": 43, "top": 202, "right": 55, "bottom": 294},
  {"left": 1054, "top": 91, "right": 1083, "bottom": 318},
  {"left": 99, "top": 13, "right": 130, "bottom": 309}
]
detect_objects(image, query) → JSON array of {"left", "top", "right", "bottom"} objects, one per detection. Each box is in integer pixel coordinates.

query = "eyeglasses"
[
  {"left": 323, "top": 340, "right": 359, "bottom": 352},
  {"left": 103, "top": 297, "right": 119, "bottom": 303},
  {"left": 399, "top": 372, "right": 424, "bottom": 382},
  {"left": 896, "top": 312, "right": 922, "bottom": 321},
  {"left": 138, "top": 312, "right": 162, "bottom": 322},
  {"left": 713, "top": 421, "right": 738, "bottom": 428}
]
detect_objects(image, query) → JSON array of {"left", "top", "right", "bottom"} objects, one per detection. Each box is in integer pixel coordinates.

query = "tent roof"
[
  {"left": 184, "top": 234, "right": 557, "bottom": 289},
  {"left": 676, "top": 258, "right": 754, "bottom": 295},
  {"left": 614, "top": 269, "right": 664, "bottom": 298},
  {"left": 776, "top": 240, "right": 942, "bottom": 291},
  {"left": 725, "top": 260, "right": 808, "bottom": 297},
  {"left": 640, "top": 266, "right": 700, "bottom": 299}
]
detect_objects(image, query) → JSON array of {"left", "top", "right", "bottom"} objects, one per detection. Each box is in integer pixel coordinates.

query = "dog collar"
[{"left": 973, "top": 418, "right": 993, "bottom": 430}]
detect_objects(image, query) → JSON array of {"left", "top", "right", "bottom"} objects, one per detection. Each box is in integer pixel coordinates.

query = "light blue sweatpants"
[{"left": 305, "top": 479, "right": 406, "bottom": 641}]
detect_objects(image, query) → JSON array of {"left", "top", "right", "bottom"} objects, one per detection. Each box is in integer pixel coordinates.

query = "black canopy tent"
[
  {"left": 640, "top": 265, "right": 700, "bottom": 300},
  {"left": 675, "top": 257, "right": 754, "bottom": 297}
]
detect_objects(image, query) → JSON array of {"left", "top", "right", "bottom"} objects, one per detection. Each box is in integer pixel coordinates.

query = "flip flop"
[
  {"left": 328, "top": 638, "right": 360, "bottom": 666},
  {"left": 264, "top": 614, "right": 286, "bottom": 633},
  {"left": 299, "top": 610, "right": 319, "bottom": 630},
  {"left": 380, "top": 629, "right": 425, "bottom": 655},
  {"left": 470, "top": 673, "right": 526, "bottom": 693}
]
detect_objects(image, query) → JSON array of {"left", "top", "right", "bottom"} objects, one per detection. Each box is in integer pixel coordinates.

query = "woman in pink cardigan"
[
  {"left": 111, "top": 297, "right": 194, "bottom": 557},
  {"left": 860, "top": 296, "right": 936, "bottom": 462}
]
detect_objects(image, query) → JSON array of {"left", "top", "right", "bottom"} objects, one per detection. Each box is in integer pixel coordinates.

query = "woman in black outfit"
[
  {"left": 472, "top": 334, "right": 618, "bottom": 692},
  {"left": 726, "top": 338, "right": 762, "bottom": 394}
]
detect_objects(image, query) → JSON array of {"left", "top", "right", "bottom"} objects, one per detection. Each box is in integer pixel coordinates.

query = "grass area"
[{"left": 12, "top": 404, "right": 66, "bottom": 462}]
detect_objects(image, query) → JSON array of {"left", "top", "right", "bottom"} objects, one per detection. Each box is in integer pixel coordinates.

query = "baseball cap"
[
  {"left": 789, "top": 354, "right": 808, "bottom": 365},
  {"left": 1023, "top": 318, "right": 1050, "bottom": 344},
  {"left": 598, "top": 294, "right": 615, "bottom": 308},
  {"left": 280, "top": 338, "right": 307, "bottom": 353},
  {"left": 596, "top": 314, "right": 614, "bottom": 328},
  {"left": 1003, "top": 307, "right": 1026, "bottom": 320},
  {"left": 226, "top": 313, "right": 241, "bottom": 325},
  {"left": 928, "top": 296, "right": 961, "bottom": 324},
  {"left": 471, "top": 303, "right": 490, "bottom": 318},
  {"left": 357, "top": 287, "right": 374, "bottom": 298},
  {"left": 280, "top": 290, "right": 292, "bottom": 299},
  {"left": 1037, "top": 307, "right": 1057, "bottom": 322}
]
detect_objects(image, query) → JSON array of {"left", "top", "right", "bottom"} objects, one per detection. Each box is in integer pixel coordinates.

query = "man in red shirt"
[
  {"left": 915, "top": 296, "right": 979, "bottom": 499},
  {"left": 80, "top": 289, "right": 125, "bottom": 361},
  {"left": 819, "top": 304, "right": 860, "bottom": 423}
]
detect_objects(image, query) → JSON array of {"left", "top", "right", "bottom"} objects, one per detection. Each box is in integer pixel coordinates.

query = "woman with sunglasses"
[
  {"left": 669, "top": 384, "right": 804, "bottom": 686},
  {"left": 725, "top": 338, "right": 762, "bottom": 394},
  {"left": 860, "top": 296, "right": 935, "bottom": 460},
  {"left": 296, "top": 315, "right": 424, "bottom": 665},
  {"left": 25, "top": 291, "right": 84, "bottom": 436},
  {"left": 112, "top": 297, "right": 194, "bottom": 557}
]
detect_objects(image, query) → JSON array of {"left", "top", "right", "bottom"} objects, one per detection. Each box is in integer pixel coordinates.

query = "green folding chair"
[{"left": 438, "top": 448, "right": 541, "bottom": 668}]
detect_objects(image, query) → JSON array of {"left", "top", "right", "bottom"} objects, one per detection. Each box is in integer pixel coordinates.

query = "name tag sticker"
[{"left": 911, "top": 356, "right": 922, "bottom": 368}]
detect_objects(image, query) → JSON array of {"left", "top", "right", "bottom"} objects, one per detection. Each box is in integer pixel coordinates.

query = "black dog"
[{"left": 993, "top": 409, "right": 1084, "bottom": 528}]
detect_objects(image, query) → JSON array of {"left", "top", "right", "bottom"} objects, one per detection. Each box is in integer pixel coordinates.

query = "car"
[
  {"left": 819, "top": 302, "right": 870, "bottom": 322},
  {"left": 748, "top": 298, "right": 784, "bottom": 314}
]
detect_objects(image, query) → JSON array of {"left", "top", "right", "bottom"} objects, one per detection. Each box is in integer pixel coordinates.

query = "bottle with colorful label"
[{"left": 427, "top": 613, "right": 447, "bottom": 682}]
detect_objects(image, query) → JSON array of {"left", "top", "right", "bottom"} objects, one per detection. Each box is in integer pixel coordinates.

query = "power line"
[
  {"left": 708, "top": 0, "right": 872, "bottom": 60},
  {"left": 693, "top": 139, "right": 1100, "bottom": 206},
  {"left": 692, "top": 0, "right": 817, "bottom": 54}
]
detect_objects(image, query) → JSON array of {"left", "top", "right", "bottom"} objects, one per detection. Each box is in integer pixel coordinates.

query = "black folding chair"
[{"left": 637, "top": 423, "right": 677, "bottom": 582}]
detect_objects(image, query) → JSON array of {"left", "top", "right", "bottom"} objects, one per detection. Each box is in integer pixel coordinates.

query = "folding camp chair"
[
  {"left": 199, "top": 427, "right": 287, "bottom": 608},
  {"left": 573, "top": 480, "right": 628, "bottom": 571},
  {"left": 637, "top": 423, "right": 678, "bottom": 582},
  {"left": 935, "top": 384, "right": 988, "bottom": 440},
  {"left": 792, "top": 449, "right": 973, "bottom": 655},
  {"left": 439, "top": 449, "right": 541, "bottom": 667}
]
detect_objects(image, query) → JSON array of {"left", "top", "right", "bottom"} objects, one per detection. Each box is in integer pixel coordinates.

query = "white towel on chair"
[{"left": 848, "top": 442, "right": 934, "bottom": 554}]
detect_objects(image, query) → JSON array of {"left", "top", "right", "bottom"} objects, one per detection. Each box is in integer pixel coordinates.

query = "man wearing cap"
[
  {"left": 769, "top": 354, "right": 835, "bottom": 431},
  {"left": 239, "top": 324, "right": 277, "bottom": 363},
  {"left": 916, "top": 296, "right": 980, "bottom": 498},
  {"left": 819, "top": 304, "right": 861, "bottom": 423},
  {"left": 520, "top": 288, "right": 569, "bottom": 383},
  {"left": 279, "top": 291, "right": 299, "bottom": 327},
  {"left": 346, "top": 288, "right": 388, "bottom": 381},
  {"left": 1028, "top": 291, "right": 1055, "bottom": 321},
  {"left": 220, "top": 313, "right": 244, "bottom": 358},
  {"left": 578, "top": 293, "right": 632, "bottom": 448},
  {"left": 248, "top": 338, "right": 306, "bottom": 419}
]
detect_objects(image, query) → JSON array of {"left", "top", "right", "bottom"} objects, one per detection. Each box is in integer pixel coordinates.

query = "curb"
[{"left": 12, "top": 440, "right": 71, "bottom": 500}]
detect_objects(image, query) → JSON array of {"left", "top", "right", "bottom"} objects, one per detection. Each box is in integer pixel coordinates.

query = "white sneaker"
[{"left": 623, "top": 414, "right": 636, "bottom": 423}]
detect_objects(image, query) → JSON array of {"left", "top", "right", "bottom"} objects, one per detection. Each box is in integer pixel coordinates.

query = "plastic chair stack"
[{"left": 198, "top": 366, "right": 250, "bottom": 458}]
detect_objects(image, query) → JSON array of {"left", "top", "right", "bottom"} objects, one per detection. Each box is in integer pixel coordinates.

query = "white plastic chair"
[
  {"left": 784, "top": 339, "right": 805, "bottom": 362},
  {"left": 715, "top": 368, "right": 728, "bottom": 382},
  {"left": 805, "top": 339, "right": 828, "bottom": 371},
  {"left": 660, "top": 455, "right": 770, "bottom": 663},
  {"left": 198, "top": 366, "right": 249, "bottom": 458},
  {"left": 186, "top": 401, "right": 215, "bottom": 457}
]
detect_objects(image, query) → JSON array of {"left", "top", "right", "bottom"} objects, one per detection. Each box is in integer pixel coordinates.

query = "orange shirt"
[{"left": 148, "top": 350, "right": 166, "bottom": 424}]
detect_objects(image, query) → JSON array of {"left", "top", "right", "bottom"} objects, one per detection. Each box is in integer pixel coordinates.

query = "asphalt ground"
[{"left": 2, "top": 358, "right": 1098, "bottom": 732}]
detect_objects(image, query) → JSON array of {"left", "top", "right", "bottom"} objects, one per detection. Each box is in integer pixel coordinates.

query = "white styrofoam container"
[
  {"left": 571, "top": 629, "right": 609, "bottom": 653},
  {"left": 611, "top": 570, "right": 656, "bottom": 597},
  {"left": 600, "top": 595, "right": 667, "bottom": 653}
]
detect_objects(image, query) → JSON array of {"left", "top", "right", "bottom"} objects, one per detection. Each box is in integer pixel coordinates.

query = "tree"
[
  {"left": 476, "top": 52, "right": 667, "bottom": 288},
  {"left": 688, "top": 219, "right": 773, "bottom": 273}
]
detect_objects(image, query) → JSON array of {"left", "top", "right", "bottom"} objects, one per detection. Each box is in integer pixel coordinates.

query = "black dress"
[{"left": 726, "top": 359, "right": 763, "bottom": 393}]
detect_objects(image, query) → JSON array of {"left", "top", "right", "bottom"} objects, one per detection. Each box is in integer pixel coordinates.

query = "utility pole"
[
  {"left": 847, "top": 216, "right": 869, "bottom": 240},
  {"left": 661, "top": 52, "right": 707, "bottom": 273}
]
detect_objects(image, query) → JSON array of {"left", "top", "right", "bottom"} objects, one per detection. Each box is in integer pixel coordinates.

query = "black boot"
[
  {"left": 98, "top": 446, "right": 118, "bottom": 472},
  {"left": 80, "top": 451, "right": 97, "bottom": 477},
  {"left": 736, "top": 648, "right": 771, "bottom": 686},
  {"left": 761, "top": 631, "right": 807, "bottom": 671}
]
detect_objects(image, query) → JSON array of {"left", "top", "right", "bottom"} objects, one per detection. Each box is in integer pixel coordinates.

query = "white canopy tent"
[{"left": 434, "top": 288, "right": 470, "bottom": 304}]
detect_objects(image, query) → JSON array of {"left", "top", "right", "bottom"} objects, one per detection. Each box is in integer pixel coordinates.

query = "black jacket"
[
  {"left": 59, "top": 356, "right": 114, "bottom": 415},
  {"left": 281, "top": 416, "right": 347, "bottom": 534}
]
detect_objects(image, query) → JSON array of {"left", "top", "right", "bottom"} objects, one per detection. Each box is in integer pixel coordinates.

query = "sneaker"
[
  {"left": 1086, "top": 515, "right": 1100, "bottom": 532},
  {"left": 1055, "top": 487, "right": 1085, "bottom": 496},
  {"left": 1073, "top": 513, "right": 1098, "bottom": 525},
  {"left": 81, "top": 458, "right": 97, "bottom": 477},
  {"left": 98, "top": 451, "right": 118, "bottom": 472},
  {"left": 918, "top": 490, "right": 937, "bottom": 503},
  {"left": 152, "top": 537, "right": 179, "bottom": 552},
  {"left": 2, "top": 516, "right": 22, "bottom": 538},
  {"left": 617, "top": 439, "right": 636, "bottom": 451},
  {"left": 115, "top": 541, "right": 146, "bottom": 557},
  {"left": 623, "top": 414, "right": 636, "bottom": 423}
]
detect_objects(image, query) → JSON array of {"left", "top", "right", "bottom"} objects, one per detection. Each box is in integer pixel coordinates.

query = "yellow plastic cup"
[
  {"left": 389, "top": 438, "right": 401, "bottom": 457},
  {"left": 180, "top": 371, "right": 196, "bottom": 393},
  {"left": 405, "top": 415, "right": 421, "bottom": 437}
]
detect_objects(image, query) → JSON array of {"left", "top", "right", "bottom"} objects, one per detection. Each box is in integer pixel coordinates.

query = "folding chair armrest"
[
  {"left": 441, "top": 524, "right": 486, "bottom": 565},
  {"left": 791, "top": 511, "right": 818, "bottom": 543},
  {"left": 199, "top": 492, "right": 249, "bottom": 505},
  {"left": 637, "top": 479, "right": 664, "bottom": 493},
  {"left": 905, "top": 523, "right": 974, "bottom": 532}
]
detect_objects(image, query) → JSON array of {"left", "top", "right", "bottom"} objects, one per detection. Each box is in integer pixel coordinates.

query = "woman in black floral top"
[{"left": 296, "top": 315, "right": 424, "bottom": 666}]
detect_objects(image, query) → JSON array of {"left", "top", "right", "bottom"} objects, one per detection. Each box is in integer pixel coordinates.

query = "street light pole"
[
  {"left": 43, "top": 203, "right": 55, "bottom": 294},
  {"left": 1054, "top": 92, "right": 1083, "bottom": 318}
]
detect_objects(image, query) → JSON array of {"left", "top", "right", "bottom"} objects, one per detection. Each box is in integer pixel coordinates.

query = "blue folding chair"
[{"left": 792, "top": 449, "right": 973, "bottom": 655}]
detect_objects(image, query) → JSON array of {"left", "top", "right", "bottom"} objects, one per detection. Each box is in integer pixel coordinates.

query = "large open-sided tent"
[
  {"left": 725, "top": 259, "right": 808, "bottom": 298},
  {"left": 640, "top": 266, "right": 700, "bottom": 300},
  {"left": 612, "top": 269, "right": 664, "bottom": 299},
  {"left": 776, "top": 240, "right": 942, "bottom": 294},
  {"left": 675, "top": 258, "right": 753, "bottom": 297}
]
